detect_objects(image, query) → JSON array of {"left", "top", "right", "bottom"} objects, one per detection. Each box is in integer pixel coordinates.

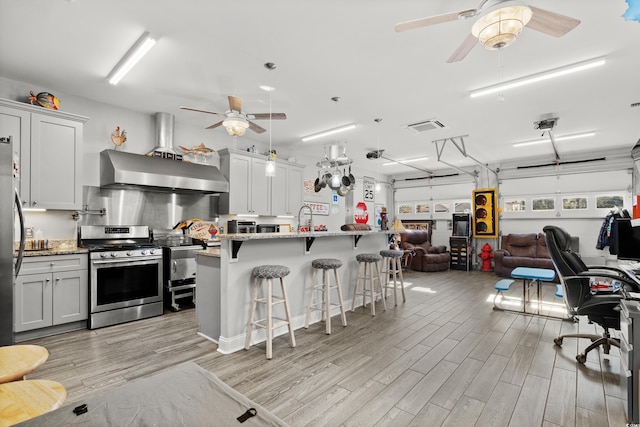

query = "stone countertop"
[
  {"left": 217, "top": 230, "right": 395, "bottom": 241},
  {"left": 197, "top": 248, "right": 221, "bottom": 258},
  {"left": 15, "top": 240, "right": 88, "bottom": 257}
]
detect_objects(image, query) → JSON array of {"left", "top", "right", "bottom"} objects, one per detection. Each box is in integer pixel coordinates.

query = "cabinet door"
[
  {"left": 270, "top": 163, "right": 288, "bottom": 216},
  {"left": 286, "top": 166, "right": 304, "bottom": 216},
  {"left": 0, "top": 106, "right": 30, "bottom": 204},
  {"left": 250, "top": 157, "right": 271, "bottom": 215},
  {"left": 227, "top": 155, "right": 251, "bottom": 214},
  {"left": 14, "top": 272, "right": 53, "bottom": 332},
  {"left": 30, "top": 114, "right": 83, "bottom": 209},
  {"left": 52, "top": 269, "right": 88, "bottom": 325}
]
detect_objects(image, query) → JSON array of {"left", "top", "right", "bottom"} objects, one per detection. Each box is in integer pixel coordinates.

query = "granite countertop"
[
  {"left": 15, "top": 240, "right": 88, "bottom": 257},
  {"left": 197, "top": 248, "right": 221, "bottom": 258},
  {"left": 217, "top": 230, "right": 395, "bottom": 241}
]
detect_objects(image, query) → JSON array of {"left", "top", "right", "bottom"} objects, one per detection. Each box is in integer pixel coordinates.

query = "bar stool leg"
[
  {"left": 266, "top": 278, "right": 273, "bottom": 360},
  {"left": 305, "top": 267, "right": 319, "bottom": 329},
  {"left": 323, "top": 269, "right": 331, "bottom": 334},
  {"left": 375, "top": 260, "right": 387, "bottom": 312},
  {"left": 367, "top": 261, "right": 375, "bottom": 316},
  {"left": 334, "top": 267, "right": 347, "bottom": 327},
  {"left": 280, "top": 277, "right": 296, "bottom": 348},
  {"left": 244, "top": 276, "right": 260, "bottom": 350},
  {"left": 352, "top": 261, "right": 364, "bottom": 312},
  {"left": 397, "top": 258, "right": 406, "bottom": 303}
]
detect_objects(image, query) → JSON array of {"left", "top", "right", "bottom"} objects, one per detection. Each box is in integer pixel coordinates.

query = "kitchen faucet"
[{"left": 297, "top": 205, "right": 313, "bottom": 232}]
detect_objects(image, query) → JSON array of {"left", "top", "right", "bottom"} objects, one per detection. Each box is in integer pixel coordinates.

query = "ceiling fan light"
[
  {"left": 471, "top": 5, "right": 532, "bottom": 50},
  {"left": 222, "top": 118, "right": 249, "bottom": 136}
]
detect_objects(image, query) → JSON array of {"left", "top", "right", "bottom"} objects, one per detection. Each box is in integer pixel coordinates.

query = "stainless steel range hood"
[{"left": 100, "top": 113, "right": 229, "bottom": 194}]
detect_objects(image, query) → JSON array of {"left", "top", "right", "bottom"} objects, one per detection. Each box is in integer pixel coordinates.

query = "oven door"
[{"left": 90, "top": 257, "right": 163, "bottom": 314}]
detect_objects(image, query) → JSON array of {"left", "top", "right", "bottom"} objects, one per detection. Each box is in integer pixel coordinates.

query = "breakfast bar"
[{"left": 196, "top": 231, "right": 392, "bottom": 354}]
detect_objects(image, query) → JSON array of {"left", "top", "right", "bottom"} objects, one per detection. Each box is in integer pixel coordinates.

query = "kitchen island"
[{"left": 196, "top": 231, "right": 393, "bottom": 354}]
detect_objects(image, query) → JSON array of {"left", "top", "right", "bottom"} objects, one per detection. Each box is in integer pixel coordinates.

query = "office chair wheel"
[
  {"left": 576, "top": 353, "right": 587, "bottom": 364},
  {"left": 553, "top": 337, "right": 563, "bottom": 346}
]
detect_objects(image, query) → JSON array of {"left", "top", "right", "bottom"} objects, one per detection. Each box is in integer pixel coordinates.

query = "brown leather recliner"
[{"left": 399, "top": 231, "right": 450, "bottom": 272}]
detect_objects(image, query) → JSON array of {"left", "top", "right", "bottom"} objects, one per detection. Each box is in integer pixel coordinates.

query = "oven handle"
[{"left": 91, "top": 257, "right": 162, "bottom": 265}]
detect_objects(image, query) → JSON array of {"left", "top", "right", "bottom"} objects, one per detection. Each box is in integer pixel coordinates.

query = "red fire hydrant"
[{"left": 478, "top": 243, "right": 494, "bottom": 272}]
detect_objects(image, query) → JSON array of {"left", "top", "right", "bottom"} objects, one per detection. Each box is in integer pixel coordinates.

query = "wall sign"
[
  {"left": 304, "top": 201, "right": 329, "bottom": 216},
  {"left": 363, "top": 177, "right": 375, "bottom": 202}
]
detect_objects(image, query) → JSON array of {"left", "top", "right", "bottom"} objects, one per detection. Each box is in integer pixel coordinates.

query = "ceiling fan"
[
  {"left": 394, "top": 0, "right": 580, "bottom": 63},
  {"left": 180, "top": 95, "right": 286, "bottom": 136}
]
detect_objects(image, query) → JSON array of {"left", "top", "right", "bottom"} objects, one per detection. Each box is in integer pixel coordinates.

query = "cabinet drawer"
[{"left": 20, "top": 254, "right": 88, "bottom": 274}]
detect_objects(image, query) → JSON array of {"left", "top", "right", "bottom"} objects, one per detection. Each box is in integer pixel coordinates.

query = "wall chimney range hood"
[{"left": 100, "top": 113, "right": 229, "bottom": 194}]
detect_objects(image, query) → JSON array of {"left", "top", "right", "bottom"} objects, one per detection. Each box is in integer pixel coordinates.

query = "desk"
[{"left": 0, "top": 345, "right": 49, "bottom": 383}]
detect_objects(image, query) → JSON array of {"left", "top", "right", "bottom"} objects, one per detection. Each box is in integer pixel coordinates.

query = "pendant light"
[{"left": 264, "top": 62, "right": 276, "bottom": 177}]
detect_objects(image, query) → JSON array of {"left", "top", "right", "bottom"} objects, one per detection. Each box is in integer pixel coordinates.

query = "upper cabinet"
[
  {"left": 0, "top": 98, "right": 88, "bottom": 210},
  {"left": 218, "top": 149, "right": 304, "bottom": 216}
]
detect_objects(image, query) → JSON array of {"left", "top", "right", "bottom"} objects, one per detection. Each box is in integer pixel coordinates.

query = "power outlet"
[{"left": 25, "top": 227, "right": 34, "bottom": 238}]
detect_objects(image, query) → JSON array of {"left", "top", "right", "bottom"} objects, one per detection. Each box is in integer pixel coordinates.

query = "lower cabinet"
[
  {"left": 449, "top": 237, "right": 472, "bottom": 271},
  {"left": 14, "top": 254, "right": 88, "bottom": 333}
]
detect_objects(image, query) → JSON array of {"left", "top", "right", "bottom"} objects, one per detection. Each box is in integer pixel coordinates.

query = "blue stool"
[
  {"left": 555, "top": 284, "right": 563, "bottom": 299},
  {"left": 493, "top": 279, "right": 515, "bottom": 309},
  {"left": 245, "top": 265, "right": 296, "bottom": 359}
]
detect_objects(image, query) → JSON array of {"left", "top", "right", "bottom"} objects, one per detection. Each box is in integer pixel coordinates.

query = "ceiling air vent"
[{"left": 405, "top": 119, "right": 445, "bottom": 134}]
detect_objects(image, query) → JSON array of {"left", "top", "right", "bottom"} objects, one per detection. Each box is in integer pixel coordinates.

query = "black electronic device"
[
  {"left": 452, "top": 213, "right": 470, "bottom": 237},
  {"left": 615, "top": 218, "right": 640, "bottom": 261}
]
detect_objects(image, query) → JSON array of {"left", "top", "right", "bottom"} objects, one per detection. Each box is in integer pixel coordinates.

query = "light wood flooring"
[{"left": 24, "top": 269, "right": 627, "bottom": 426}]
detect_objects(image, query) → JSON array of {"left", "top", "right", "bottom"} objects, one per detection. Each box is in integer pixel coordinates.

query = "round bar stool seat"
[
  {"left": 245, "top": 265, "right": 296, "bottom": 359},
  {"left": 306, "top": 258, "right": 347, "bottom": 334},
  {"left": 0, "top": 379, "right": 66, "bottom": 426},
  {"left": 380, "top": 249, "right": 406, "bottom": 306},
  {"left": 0, "top": 345, "right": 49, "bottom": 384},
  {"left": 352, "top": 253, "right": 386, "bottom": 315}
]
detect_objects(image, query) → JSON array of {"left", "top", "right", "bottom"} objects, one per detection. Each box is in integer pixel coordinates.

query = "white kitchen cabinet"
[
  {"left": 0, "top": 98, "right": 88, "bottom": 210},
  {"left": 14, "top": 254, "right": 88, "bottom": 333},
  {"left": 219, "top": 149, "right": 304, "bottom": 216}
]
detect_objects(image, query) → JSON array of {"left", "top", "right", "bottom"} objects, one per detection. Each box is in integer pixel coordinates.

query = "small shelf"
[{"left": 450, "top": 236, "right": 472, "bottom": 271}]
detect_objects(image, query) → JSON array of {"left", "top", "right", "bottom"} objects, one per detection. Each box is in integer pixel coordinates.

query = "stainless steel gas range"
[{"left": 79, "top": 225, "right": 163, "bottom": 329}]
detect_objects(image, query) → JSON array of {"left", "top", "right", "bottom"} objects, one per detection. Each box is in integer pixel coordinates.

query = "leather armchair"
[{"left": 399, "top": 231, "right": 450, "bottom": 272}]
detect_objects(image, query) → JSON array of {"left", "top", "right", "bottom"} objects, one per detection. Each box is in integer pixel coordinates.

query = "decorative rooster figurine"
[
  {"left": 110, "top": 126, "right": 127, "bottom": 149},
  {"left": 28, "top": 91, "right": 60, "bottom": 110}
]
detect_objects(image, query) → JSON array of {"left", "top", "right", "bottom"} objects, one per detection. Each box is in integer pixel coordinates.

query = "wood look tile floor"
[{"left": 24, "top": 270, "right": 627, "bottom": 426}]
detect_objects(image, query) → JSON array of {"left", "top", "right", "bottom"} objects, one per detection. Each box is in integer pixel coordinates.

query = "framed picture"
[
  {"left": 402, "top": 220, "right": 431, "bottom": 231},
  {"left": 279, "top": 224, "right": 292, "bottom": 233}
]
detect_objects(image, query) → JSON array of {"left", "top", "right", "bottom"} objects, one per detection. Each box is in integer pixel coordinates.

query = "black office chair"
[{"left": 543, "top": 225, "right": 637, "bottom": 363}]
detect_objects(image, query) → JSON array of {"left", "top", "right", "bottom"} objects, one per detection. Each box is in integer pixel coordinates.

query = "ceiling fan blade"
[
  {"left": 394, "top": 9, "right": 476, "bottom": 32},
  {"left": 179, "top": 106, "right": 223, "bottom": 115},
  {"left": 526, "top": 6, "right": 580, "bottom": 37},
  {"left": 248, "top": 113, "right": 287, "bottom": 120},
  {"left": 228, "top": 95, "right": 242, "bottom": 113},
  {"left": 446, "top": 33, "right": 477, "bottom": 63},
  {"left": 248, "top": 121, "right": 266, "bottom": 134},
  {"left": 206, "top": 121, "right": 224, "bottom": 130}
]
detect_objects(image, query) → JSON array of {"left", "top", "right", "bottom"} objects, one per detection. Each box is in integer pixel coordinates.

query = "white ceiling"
[{"left": 1, "top": 0, "right": 639, "bottom": 177}]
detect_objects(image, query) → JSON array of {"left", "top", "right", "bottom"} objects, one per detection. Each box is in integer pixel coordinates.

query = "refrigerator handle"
[{"left": 14, "top": 188, "right": 25, "bottom": 277}]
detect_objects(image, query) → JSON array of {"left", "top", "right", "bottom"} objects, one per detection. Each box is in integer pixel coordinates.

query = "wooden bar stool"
[
  {"left": 305, "top": 258, "right": 347, "bottom": 334},
  {"left": 245, "top": 265, "right": 296, "bottom": 359},
  {"left": 380, "top": 249, "right": 406, "bottom": 306},
  {"left": 0, "top": 379, "right": 66, "bottom": 426},
  {"left": 351, "top": 253, "right": 386, "bottom": 315},
  {"left": 0, "top": 345, "right": 49, "bottom": 384}
]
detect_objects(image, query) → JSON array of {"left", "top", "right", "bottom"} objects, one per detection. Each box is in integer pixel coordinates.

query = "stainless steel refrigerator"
[{"left": 1, "top": 136, "right": 26, "bottom": 345}]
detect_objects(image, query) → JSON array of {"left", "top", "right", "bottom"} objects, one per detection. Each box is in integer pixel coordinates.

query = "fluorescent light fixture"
[
  {"left": 107, "top": 31, "right": 157, "bottom": 85},
  {"left": 23, "top": 208, "right": 46, "bottom": 212},
  {"left": 513, "top": 131, "right": 595, "bottom": 147},
  {"left": 259, "top": 85, "right": 275, "bottom": 92},
  {"left": 301, "top": 123, "right": 357, "bottom": 142},
  {"left": 382, "top": 156, "right": 429, "bottom": 166},
  {"left": 470, "top": 57, "right": 605, "bottom": 98}
]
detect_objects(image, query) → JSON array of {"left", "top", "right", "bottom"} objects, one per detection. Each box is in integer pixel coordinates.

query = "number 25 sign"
[{"left": 363, "top": 177, "right": 375, "bottom": 202}]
